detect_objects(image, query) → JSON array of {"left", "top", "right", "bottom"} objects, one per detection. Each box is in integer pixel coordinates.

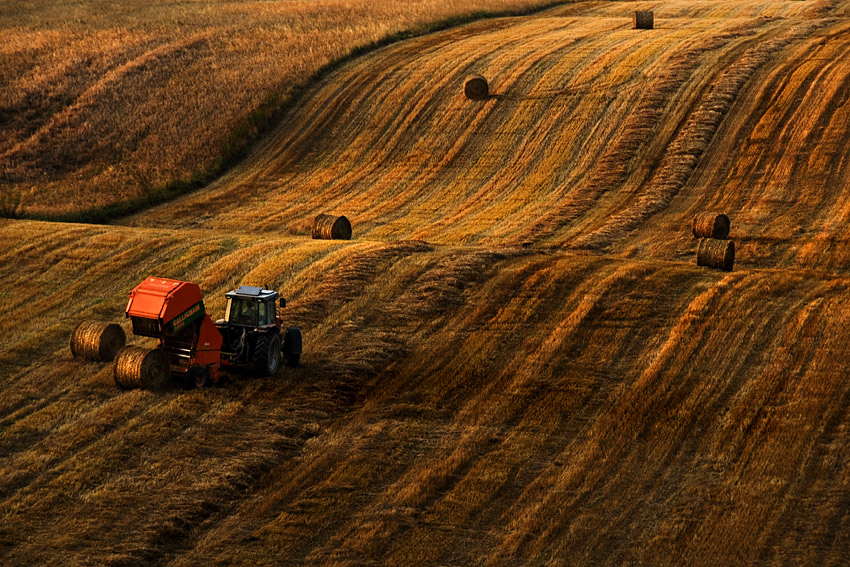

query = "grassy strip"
[{"left": 9, "top": 0, "right": 571, "bottom": 225}]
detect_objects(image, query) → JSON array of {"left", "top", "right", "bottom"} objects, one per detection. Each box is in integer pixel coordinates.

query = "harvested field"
[
  {"left": 3, "top": 0, "right": 850, "bottom": 565},
  {"left": 0, "top": 0, "right": 559, "bottom": 217},
  {"left": 2, "top": 220, "right": 850, "bottom": 565},
  {"left": 127, "top": 0, "right": 850, "bottom": 273}
]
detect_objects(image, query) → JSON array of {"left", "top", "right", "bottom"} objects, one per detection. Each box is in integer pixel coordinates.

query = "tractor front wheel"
[{"left": 254, "top": 334, "right": 281, "bottom": 376}]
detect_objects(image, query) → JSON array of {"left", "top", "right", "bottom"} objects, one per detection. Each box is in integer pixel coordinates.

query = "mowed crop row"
[
  {"left": 128, "top": 0, "right": 850, "bottom": 275},
  {"left": 0, "top": 0, "right": 560, "bottom": 217},
  {"left": 5, "top": 0, "right": 850, "bottom": 564},
  {"left": 1, "top": 220, "right": 849, "bottom": 565}
]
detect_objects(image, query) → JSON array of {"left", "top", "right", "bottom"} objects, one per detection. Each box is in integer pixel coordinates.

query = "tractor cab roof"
[{"left": 225, "top": 285, "right": 279, "bottom": 301}]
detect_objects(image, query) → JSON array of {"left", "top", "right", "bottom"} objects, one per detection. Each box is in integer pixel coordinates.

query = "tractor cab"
[
  {"left": 223, "top": 286, "right": 280, "bottom": 328},
  {"left": 216, "top": 285, "right": 301, "bottom": 374}
]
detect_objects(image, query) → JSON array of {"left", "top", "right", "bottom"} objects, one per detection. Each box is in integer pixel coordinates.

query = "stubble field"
[
  {"left": 3, "top": 0, "right": 850, "bottom": 565},
  {"left": 0, "top": 0, "right": 558, "bottom": 217}
]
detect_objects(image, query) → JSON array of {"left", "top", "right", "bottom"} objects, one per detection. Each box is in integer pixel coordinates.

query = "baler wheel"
[
  {"left": 187, "top": 366, "right": 210, "bottom": 389},
  {"left": 253, "top": 334, "right": 281, "bottom": 376}
]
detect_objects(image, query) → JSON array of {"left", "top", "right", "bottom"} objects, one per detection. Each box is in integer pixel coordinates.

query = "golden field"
[
  {"left": 0, "top": 0, "right": 557, "bottom": 217},
  {"left": 4, "top": 0, "right": 850, "bottom": 564}
]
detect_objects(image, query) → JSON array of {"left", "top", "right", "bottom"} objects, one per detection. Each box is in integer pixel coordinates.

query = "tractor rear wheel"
[
  {"left": 253, "top": 334, "right": 281, "bottom": 376},
  {"left": 283, "top": 327, "right": 302, "bottom": 368}
]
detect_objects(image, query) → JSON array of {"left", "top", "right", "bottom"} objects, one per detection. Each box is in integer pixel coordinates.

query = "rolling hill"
[
  {"left": 0, "top": 0, "right": 558, "bottom": 218},
  {"left": 3, "top": 0, "right": 850, "bottom": 565}
]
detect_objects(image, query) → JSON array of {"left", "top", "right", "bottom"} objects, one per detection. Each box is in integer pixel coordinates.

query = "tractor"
[
  {"left": 217, "top": 284, "right": 301, "bottom": 376},
  {"left": 110, "top": 277, "right": 301, "bottom": 389}
]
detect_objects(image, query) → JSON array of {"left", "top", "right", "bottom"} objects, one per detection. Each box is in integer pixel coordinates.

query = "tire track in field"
[
  {"left": 632, "top": 18, "right": 850, "bottom": 273},
  {"left": 568, "top": 18, "right": 827, "bottom": 252},
  {"left": 5, "top": 216, "right": 850, "bottom": 564},
  {"left": 520, "top": 20, "right": 760, "bottom": 246},
  {"left": 124, "top": 1, "right": 840, "bottom": 267},
  {"left": 483, "top": 271, "right": 847, "bottom": 565},
  {"left": 0, "top": 219, "right": 520, "bottom": 565},
  {"left": 6, "top": 0, "right": 850, "bottom": 564}
]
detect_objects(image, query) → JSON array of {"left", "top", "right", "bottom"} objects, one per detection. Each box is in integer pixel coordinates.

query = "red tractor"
[{"left": 114, "top": 277, "right": 301, "bottom": 388}]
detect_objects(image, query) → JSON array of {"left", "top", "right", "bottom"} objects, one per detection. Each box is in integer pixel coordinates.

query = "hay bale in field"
[
  {"left": 697, "top": 238, "right": 735, "bottom": 272},
  {"left": 113, "top": 346, "right": 171, "bottom": 390},
  {"left": 70, "top": 321, "right": 126, "bottom": 362},
  {"left": 634, "top": 11, "right": 654, "bottom": 29},
  {"left": 693, "top": 212, "right": 730, "bottom": 239},
  {"left": 312, "top": 214, "right": 352, "bottom": 240},
  {"left": 464, "top": 74, "right": 489, "bottom": 100}
]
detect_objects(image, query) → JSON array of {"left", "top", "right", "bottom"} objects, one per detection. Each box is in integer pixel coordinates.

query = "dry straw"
[
  {"left": 693, "top": 212, "right": 730, "bottom": 239},
  {"left": 464, "top": 74, "right": 489, "bottom": 100},
  {"left": 697, "top": 238, "right": 735, "bottom": 272},
  {"left": 70, "top": 321, "right": 126, "bottom": 362},
  {"left": 113, "top": 346, "right": 171, "bottom": 389},
  {"left": 312, "top": 214, "right": 352, "bottom": 240},
  {"left": 634, "top": 11, "right": 654, "bottom": 30}
]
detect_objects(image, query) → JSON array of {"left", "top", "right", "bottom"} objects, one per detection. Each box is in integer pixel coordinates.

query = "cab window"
[
  {"left": 258, "top": 301, "right": 268, "bottom": 326},
  {"left": 227, "top": 298, "right": 259, "bottom": 326}
]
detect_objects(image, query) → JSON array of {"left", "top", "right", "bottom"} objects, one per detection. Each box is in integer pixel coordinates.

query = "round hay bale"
[
  {"left": 312, "top": 214, "right": 352, "bottom": 240},
  {"left": 634, "top": 10, "right": 654, "bottom": 29},
  {"left": 692, "top": 212, "right": 730, "bottom": 239},
  {"left": 697, "top": 238, "right": 735, "bottom": 272},
  {"left": 464, "top": 74, "right": 489, "bottom": 100},
  {"left": 113, "top": 346, "right": 171, "bottom": 390},
  {"left": 70, "top": 321, "right": 126, "bottom": 362}
]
